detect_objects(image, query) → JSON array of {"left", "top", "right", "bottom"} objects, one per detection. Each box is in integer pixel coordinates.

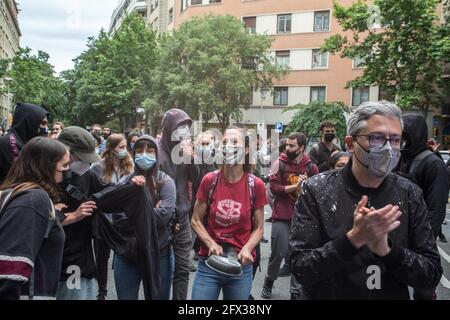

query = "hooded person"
[
  {"left": 396, "top": 114, "right": 448, "bottom": 300},
  {"left": 103, "top": 135, "right": 176, "bottom": 300},
  {"left": 158, "top": 108, "right": 200, "bottom": 300},
  {"left": 397, "top": 114, "right": 448, "bottom": 239},
  {"left": 0, "top": 103, "right": 50, "bottom": 183},
  {"left": 55, "top": 126, "right": 104, "bottom": 300}
]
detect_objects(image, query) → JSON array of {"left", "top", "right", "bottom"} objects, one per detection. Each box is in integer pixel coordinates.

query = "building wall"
[
  {"left": 110, "top": 0, "right": 148, "bottom": 34},
  {"left": 0, "top": 0, "right": 20, "bottom": 129},
  {"left": 170, "top": 0, "right": 374, "bottom": 126}
]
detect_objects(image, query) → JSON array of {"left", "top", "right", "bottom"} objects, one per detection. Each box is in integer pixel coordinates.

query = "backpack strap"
[
  {"left": 279, "top": 160, "right": 285, "bottom": 183},
  {"left": 247, "top": 174, "right": 257, "bottom": 229},
  {"left": 8, "top": 133, "right": 20, "bottom": 161},
  {"left": 207, "top": 170, "right": 221, "bottom": 211},
  {"left": 409, "top": 150, "right": 434, "bottom": 181},
  {"left": 306, "top": 162, "right": 315, "bottom": 177}
]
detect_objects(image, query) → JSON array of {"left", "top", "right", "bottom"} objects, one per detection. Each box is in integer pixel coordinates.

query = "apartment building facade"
[
  {"left": 0, "top": 0, "right": 20, "bottom": 130},
  {"left": 144, "top": 0, "right": 386, "bottom": 132},
  {"left": 109, "top": 0, "right": 149, "bottom": 34}
]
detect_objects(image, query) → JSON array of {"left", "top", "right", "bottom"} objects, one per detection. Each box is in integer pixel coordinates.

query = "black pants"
[{"left": 94, "top": 238, "right": 111, "bottom": 296}]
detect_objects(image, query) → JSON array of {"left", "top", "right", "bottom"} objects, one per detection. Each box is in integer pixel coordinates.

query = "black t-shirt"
[{"left": 59, "top": 170, "right": 103, "bottom": 281}]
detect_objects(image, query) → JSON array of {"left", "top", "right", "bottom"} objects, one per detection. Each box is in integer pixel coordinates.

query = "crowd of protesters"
[{"left": 0, "top": 100, "right": 448, "bottom": 300}]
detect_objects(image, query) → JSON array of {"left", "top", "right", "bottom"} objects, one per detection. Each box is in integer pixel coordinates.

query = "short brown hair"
[
  {"left": 320, "top": 121, "right": 336, "bottom": 132},
  {"left": 287, "top": 132, "right": 307, "bottom": 148}
]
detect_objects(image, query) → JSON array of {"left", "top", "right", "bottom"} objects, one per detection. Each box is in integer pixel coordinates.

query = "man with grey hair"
[{"left": 289, "top": 101, "right": 442, "bottom": 299}]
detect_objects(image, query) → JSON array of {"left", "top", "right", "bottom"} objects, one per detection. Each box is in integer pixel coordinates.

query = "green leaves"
[
  {"left": 153, "top": 15, "right": 287, "bottom": 130},
  {"left": 285, "top": 101, "right": 349, "bottom": 142},
  {"left": 323, "top": 0, "right": 447, "bottom": 117},
  {"left": 0, "top": 47, "right": 69, "bottom": 122}
]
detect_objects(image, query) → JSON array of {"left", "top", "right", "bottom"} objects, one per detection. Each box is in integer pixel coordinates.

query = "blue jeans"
[
  {"left": 113, "top": 252, "right": 174, "bottom": 300},
  {"left": 191, "top": 259, "right": 253, "bottom": 300},
  {"left": 56, "top": 277, "right": 97, "bottom": 300}
]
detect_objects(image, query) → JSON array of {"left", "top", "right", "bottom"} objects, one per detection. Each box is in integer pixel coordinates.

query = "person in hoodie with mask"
[
  {"left": 158, "top": 108, "right": 199, "bottom": 300},
  {"left": 56, "top": 126, "right": 103, "bottom": 300},
  {"left": 90, "top": 134, "right": 134, "bottom": 300},
  {"left": 113, "top": 135, "right": 176, "bottom": 300},
  {"left": 290, "top": 101, "right": 442, "bottom": 300},
  {"left": 396, "top": 113, "right": 448, "bottom": 299},
  {"left": 261, "top": 132, "right": 319, "bottom": 299},
  {"left": 0, "top": 103, "right": 50, "bottom": 183}
]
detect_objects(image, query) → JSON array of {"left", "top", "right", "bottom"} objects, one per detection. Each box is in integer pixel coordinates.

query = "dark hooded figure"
[
  {"left": 396, "top": 113, "right": 448, "bottom": 300},
  {"left": 158, "top": 108, "right": 199, "bottom": 300},
  {"left": 0, "top": 103, "right": 50, "bottom": 183}
]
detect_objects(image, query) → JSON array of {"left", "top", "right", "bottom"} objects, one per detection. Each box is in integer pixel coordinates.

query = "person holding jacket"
[
  {"left": 113, "top": 135, "right": 176, "bottom": 300},
  {"left": 261, "top": 132, "right": 318, "bottom": 299},
  {"left": 0, "top": 103, "right": 50, "bottom": 183},
  {"left": 158, "top": 108, "right": 199, "bottom": 300},
  {"left": 290, "top": 101, "right": 442, "bottom": 300},
  {"left": 0, "top": 137, "right": 67, "bottom": 299},
  {"left": 90, "top": 134, "right": 134, "bottom": 300}
]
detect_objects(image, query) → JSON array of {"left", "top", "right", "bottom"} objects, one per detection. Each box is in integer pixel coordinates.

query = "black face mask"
[
  {"left": 58, "top": 169, "right": 73, "bottom": 189},
  {"left": 324, "top": 133, "right": 335, "bottom": 142},
  {"left": 286, "top": 148, "right": 300, "bottom": 161},
  {"left": 39, "top": 127, "right": 49, "bottom": 136}
]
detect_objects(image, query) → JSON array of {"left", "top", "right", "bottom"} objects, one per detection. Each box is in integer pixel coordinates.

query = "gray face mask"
[{"left": 356, "top": 141, "right": 401, "bottom": 179}]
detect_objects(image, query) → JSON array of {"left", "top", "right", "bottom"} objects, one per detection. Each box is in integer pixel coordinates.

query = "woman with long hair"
[
  {"left": 90, "top": 133, "right": 133, "bottom": 300},
  {"left": 191, "top": 126, "right": 268, "bottom": 300},
  {"left": 113, "top": 135, "right": 176, "bottom": 300},
  {"left": 0, "top": 137, "right": 68, "bottom": 299}
]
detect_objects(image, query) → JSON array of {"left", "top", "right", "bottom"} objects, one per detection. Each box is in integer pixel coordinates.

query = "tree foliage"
[
  {"left": 285, "top": 101, "right": 349, "bottom": 142},
  {"left": 322, "top": 0, "right": 450, "bottom": 118},
  {"left": 153, "top": 15, "right": 287, "bottom": 130},
  {"left": 66, "top": 13, "right": 158, "bottom": 130},
  {"left": 1, "top": 47, "right": 69, "bottom": 122}
]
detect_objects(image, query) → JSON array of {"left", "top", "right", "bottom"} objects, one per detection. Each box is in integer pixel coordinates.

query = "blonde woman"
[{"left": 90, "top": 134, "right": 133, "bottom": 300}]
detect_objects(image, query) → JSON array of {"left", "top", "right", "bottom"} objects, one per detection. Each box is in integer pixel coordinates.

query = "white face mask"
[
  {"left": 223, "top": 146, "right": 245, "bottom": 165},
  {"left": 172, "top": 125, "right": 191, "bottom": 142}
]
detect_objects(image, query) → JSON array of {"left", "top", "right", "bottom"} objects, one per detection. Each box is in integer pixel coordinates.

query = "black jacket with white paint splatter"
[{"left": 290, "top": 159, "right": 442, "bottom": 300}]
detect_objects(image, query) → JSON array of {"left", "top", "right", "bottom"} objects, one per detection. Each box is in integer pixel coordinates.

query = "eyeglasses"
[{"left": 354, "top": 134, "right": 405, "bottom": 149}]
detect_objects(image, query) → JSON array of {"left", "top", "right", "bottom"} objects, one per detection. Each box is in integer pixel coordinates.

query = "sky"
[{"left": 17, "top": 0, "right": 120, "bottom": 74}]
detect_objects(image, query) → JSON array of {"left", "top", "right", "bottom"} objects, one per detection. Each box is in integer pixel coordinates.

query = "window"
[
  {"left": 191, "top": 0, "right": 202, "bottom": 4},
  {"left": 275, "top": 50, "right": 290, "bottom": 67},
  {"left": 354, "top": 55, "right": 365, "bottom": 68},
  {"left": 277, "top": 14, "right": 292, "bottom": 33},
  {"left": 168, "top": 8, "right": 174, "bottom": 24},
  {"left": 209, "top": 0, "right": 222, "bottom": 3},
  {"left": 352, "top": 87, "right": 370, "bottom": 106},
  {"left": 311, "top": 87, "right": 326, "bottom": 102},
  {"left": 312, "top": 49, "right": 328, "bottom": 69},
  {"left": 243, "top": 17, "right": 256, "bottom": 34},
  {"left": 274, "top": 87, "right": 289, "bottom": 106},
  {"left": 314, "top": 11, "right": 330, "bottom": 32}
]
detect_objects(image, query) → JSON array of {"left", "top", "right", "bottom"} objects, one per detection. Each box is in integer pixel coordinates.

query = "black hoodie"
[
  {"left": 397, "top": 114, "right": 449, "bottom": 237},
  {"left": 0, "top": 103, "right": 50, "bottom": 183},
  {"left": 158, "top": 109, "right": 199, "bottom": 226}
]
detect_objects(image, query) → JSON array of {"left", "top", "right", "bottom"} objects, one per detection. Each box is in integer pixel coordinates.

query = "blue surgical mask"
[
  {"left": 130, "top": 143, "right": 135, "bottom": 150},
  {"left": 116, "top": 150, "right": 129, "bottom": 160},
  {"left": 135, "top": 153, "right": 156, "bottom": 171}
]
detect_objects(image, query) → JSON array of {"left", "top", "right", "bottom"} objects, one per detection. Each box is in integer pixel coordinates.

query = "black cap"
[{"left": 58, "top": 126, "right": 101, "bottom": 164}]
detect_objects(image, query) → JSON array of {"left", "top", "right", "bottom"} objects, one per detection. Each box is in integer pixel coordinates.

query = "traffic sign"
[{"left": 275, "top": 122, "right": 284, "bottom": 133}]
